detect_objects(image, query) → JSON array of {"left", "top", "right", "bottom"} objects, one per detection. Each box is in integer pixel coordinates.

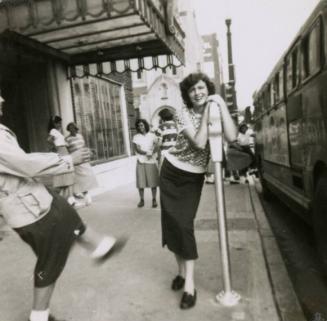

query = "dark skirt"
[
  {"left": 14, "top": 191, "right": 86, "bottom": 287},
  {"left": 160, "top": 159, "right": 204, "bottom": 260}
]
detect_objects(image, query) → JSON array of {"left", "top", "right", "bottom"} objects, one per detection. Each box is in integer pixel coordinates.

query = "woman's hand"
[
  {"left": 207, "top": 94, "right": 225, "bottom": 106},
  {"left": 47, "top": 135, "right": 55, "bottom": 144},
  {"left": 207, "top": 94, "right": 237, "bottom": 143}
]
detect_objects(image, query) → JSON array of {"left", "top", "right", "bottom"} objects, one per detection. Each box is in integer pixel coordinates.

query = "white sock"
[
  {"left": 91, "top": 236, "right": 116, "bottom": 259},
  {"left": 29, "top": 309, "right": 49, "bottom": 321}
]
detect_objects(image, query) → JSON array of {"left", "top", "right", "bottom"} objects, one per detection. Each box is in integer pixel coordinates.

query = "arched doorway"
[{"left": 151, "top": 105, "right": 176, "bottom": 129}]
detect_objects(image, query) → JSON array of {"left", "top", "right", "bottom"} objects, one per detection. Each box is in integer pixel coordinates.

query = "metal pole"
[
  {"left": 208, "top": 101, "right": 241, "bottom": 306},
  {"left": 213, "top": 161, "right": 231, "bottom": 292}
]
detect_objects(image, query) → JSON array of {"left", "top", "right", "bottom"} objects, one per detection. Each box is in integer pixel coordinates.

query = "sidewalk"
[{"left": 0, "top": 178, "right": 305, "bottom": 321}]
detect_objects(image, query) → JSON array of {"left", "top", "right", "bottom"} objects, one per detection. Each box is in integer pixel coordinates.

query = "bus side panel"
[
  {"left": 256, "top": 103, "right": 310, "bottom": 211},
  {"left": 287, "top": 92, "right": 304, "bottom": 168},
  {"left": 261, "top": 103, "right": 290, "bottom": 167},
  {"left": 301, "top": 70, "right": 327, "bottom": 199}
]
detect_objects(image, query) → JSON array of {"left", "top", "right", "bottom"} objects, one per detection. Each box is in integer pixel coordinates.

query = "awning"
[
  {"left": 68, "top": 54, "right": 182, "bottom": 78},
  {"left": 0, "top": 0, "right": 184, "bottom": 74}
]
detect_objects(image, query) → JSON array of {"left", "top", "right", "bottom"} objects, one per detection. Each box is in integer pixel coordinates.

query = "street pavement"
[{"left": 0, "top": 178, "right": 306, "bottom": 321}]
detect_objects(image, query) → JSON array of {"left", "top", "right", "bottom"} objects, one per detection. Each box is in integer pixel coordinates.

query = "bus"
[{"left": 253, "top": 1, "right": 327, "bottom": 267}]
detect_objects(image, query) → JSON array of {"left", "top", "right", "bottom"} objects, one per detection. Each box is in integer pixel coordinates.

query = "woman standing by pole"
[{"left": 160, "top": 72, "right": 237, "bottom": 309}]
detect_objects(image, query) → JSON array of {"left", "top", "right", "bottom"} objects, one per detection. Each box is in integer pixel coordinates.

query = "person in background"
[
  {"left": 155, "top": 108, "right": 178, "bottom": 167},
  {"left": 224, "top": 140, "right": 241, "bottom": 184},
  {"left": 237, "top": 123, "right": 256, "bottom": 182},
  {"left": 160, "top": 72, "right": 237, "bottom": 309},
  {"left": 47, "top": 116, "right": 76, "bottom": 206},
  {"left": 0, "top": 94, "right": 127, "bottom": 321},
  {"left": 133, "top": 119, "right": 160, "bottom": 208},
  {"left": 66, "top": 122, "right": 98, "bottom": 206}
]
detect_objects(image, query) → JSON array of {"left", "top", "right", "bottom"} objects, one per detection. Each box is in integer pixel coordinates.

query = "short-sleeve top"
[
  {"left": 49, "top": 128, "right": 66, "bottom": 147},
  {"left": 164, "top": 105, "right": 210, "bottom": 173},
  {"left": 66, "top": 133, "right": 85, "bottom": 153},
  {"left": 133, "top": 132, "right": 158, "bottom": 164},
  {"left": 155, "top": 120, "right": 177, "bottom": 151}
]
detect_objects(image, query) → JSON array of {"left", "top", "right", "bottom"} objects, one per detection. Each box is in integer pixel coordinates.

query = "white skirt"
[{"left": 73, "top": 162, "right": 98, "bottom": 194}]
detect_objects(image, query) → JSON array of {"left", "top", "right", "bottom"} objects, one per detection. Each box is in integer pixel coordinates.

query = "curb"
[{"left": 248, "top": 177, "right": 306, "bottom": 321}]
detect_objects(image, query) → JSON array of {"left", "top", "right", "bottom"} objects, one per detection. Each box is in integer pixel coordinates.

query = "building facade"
[
  {"left": 132, "top": 0, "right": 206, "bottom": 128},
  {"left": 132, "top": 3, "right": 226, "bottom": 133},
  {"left": 0, "top": 0, "right": 184, "bottom": 191}
]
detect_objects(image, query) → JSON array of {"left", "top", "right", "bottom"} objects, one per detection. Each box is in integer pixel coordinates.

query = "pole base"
[{"left": 216, "top": 290, "right": 241, "bottom": 306}]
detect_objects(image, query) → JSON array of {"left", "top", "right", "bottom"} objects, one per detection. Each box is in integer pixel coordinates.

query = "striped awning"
[
  {"left": 0, "top": 0, "right": 185, "bottom": 73},
  {"left": 68, "top": 54, "right": 182, "bottom": 78}
]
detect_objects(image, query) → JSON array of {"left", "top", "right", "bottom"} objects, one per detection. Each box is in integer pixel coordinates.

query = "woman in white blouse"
[
  {"left": 133, "top": 119, "right": 160, "bottom": 208},
  {"left": 47, "top": 116, "right": 76, "bottom": 206}
]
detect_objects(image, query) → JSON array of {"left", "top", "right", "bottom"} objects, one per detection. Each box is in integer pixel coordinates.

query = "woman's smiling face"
[
  {"left": 137, "top": 122, "right": 146, "bottom": 133},
  {"left": 187, "top": 80, "right": 209, "bottom": 108}
]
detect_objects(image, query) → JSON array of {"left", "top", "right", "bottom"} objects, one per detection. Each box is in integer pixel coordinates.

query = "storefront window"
[{"left": 72, "top": 76, "right": 127, "bottom": 163}]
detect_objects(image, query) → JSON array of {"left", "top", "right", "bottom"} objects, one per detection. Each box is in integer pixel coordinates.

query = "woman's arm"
[
  {"left": 207, "top": 94, "right": 237, "bottom": 142},
  {"left": 182, "top": 106, "right": 210, "bottom": 150},
  {"left": 133, "top": 143, "right": 147, "bottom": 155}
]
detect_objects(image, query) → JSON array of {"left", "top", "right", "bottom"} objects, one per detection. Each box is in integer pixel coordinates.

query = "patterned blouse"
[
  {"left": 155, "top": 120, "right": 178, "bottom": 150},
  {"left": 164, "top": 105, "right": 210, "bottom": 173}
]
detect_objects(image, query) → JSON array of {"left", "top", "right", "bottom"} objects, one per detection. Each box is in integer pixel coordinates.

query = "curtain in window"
[{"left": 72, "top": 76, "right": 127, "bottom": 163}]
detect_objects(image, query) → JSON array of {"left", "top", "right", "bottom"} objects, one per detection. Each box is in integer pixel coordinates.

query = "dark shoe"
[
  {"left": 49, "top": 316, "right": 66, "bottom": 321},
  {"left": 27, "top": 316, "right": 65, "bottom": 321},
  {"left": 152, "top": 199, "right": 158, "bottom": 208},
  {"left": 95, "top": 236, "right": 128, "bottom": 264},
  {"left": 137, "top": 200, "right": 144, "bottom": 207},
  {"left": 171, "top": 275, "right": 185, "bottom": 291},
  {"left": 180, "top": 290, "right": 197, "bottom": 309},
  {"left": 230, "top": 180, "right": 240, "bottom": 185}
]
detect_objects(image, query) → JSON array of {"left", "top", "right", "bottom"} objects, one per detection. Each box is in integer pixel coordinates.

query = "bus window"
[
  {"left": 279, "top": 70, "right": 284, "bottom": 100},
  {"left": 270, "top": 81, "right": 276, "bottom": 106},
  {"left": 257, "top": 95, "right": 263, "bottom": 116},
  {"left": 286, "top": 47, "right": 300, "bottom": 94},
  {"left": 255, "top": 95, "right": 261, "bottom": 116},
  {"left": 273, "top": 73, "right": 280, "bottom": 103},
  {"left": 259, "top": 95, "right": 264, "bottom": 114},
  {"left": 286, "top": 56, "right": 292, "bottom": 93},
  {"left": 265, "top": 86, "right": 271, "bottom": 109},
  {"left": 302, "top": 21, "right": 321, "bottom": 79}
]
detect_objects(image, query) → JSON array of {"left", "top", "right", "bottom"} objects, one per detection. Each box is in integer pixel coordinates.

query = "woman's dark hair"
[
  {"left": 179, "top": 72, "right": 216, "bottom": 109},
  {"left": 66, "top": 122, "right": 79, "bottom": 132},
  {"left": 47, "top": 115, "right": 62, "bottom": 132},
  {"left": 135, "top": 119, "right": 150, "bottom": 133},
  {"left": 158, "top": 108, "right": 174, "bottom": 121}
]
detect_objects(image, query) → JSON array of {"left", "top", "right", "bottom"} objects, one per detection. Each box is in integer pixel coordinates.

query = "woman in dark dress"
[{"left": 160, "top": 72, "right": 237, "bottom": 309}]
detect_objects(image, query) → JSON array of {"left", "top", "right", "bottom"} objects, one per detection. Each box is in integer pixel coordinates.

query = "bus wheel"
[{"left": 313, "top": 171, "right": 327, "bottom": 273}]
